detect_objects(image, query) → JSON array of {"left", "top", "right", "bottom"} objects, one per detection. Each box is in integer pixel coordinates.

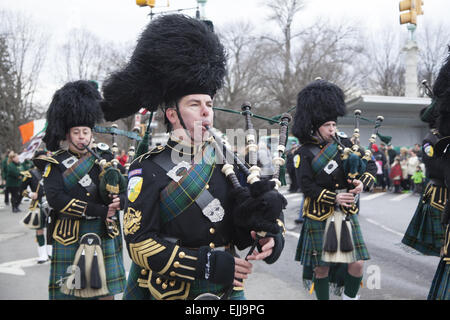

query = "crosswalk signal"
[{"left": 399, "top": 0, "right": 416, "bottom": 25}]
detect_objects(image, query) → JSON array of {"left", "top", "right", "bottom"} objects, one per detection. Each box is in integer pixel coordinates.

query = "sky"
[{"left": 1, "top": 0, "right": 450, "bottom": 106}]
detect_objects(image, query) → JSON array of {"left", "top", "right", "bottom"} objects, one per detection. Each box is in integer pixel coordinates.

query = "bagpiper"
[
  {"left": 40, "top": 80, "right": 126, "bottom": 299},
  {"left": 292, "top": 79, "right": 377, "bottom": 300},
  {"left": 101, "top": 14, "right": 286, "bottom": 300},
  {"left": 401, "top": 54, "right": 449, "bottom": 257},
  {"left": 427, "top": 48, "right": 450, "bottom": 300},
  {"left": 20, "top": 150, "right": 52, "bottom": 263}
]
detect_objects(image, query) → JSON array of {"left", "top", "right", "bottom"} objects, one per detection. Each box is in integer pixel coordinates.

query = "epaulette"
[
  {"left": 33, "top": 154, "right": 59, "bottom": 172},
  {"left": 21, "top": 170, "right": 32, "bottom": 181},
  {"left": 131, "top": 145, "right": 166, "bottom": 165}
]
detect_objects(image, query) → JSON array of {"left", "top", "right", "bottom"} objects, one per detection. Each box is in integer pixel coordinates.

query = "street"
[{"left": 0, "top": 187, "right": 441, "bottom": 300}]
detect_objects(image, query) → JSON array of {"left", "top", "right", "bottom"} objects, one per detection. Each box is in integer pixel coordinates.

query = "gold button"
[
  {"left": 209, "top": 228, "right": 215, "bottom": 234},
  {"left": 169, "top": 281, "right": 176, "bottom": 287},
  {"left": 140, "top": 269, "right": 148, "bottom": 276},
  {"left": 209, "top": 242, "right": 215, "bottom": 249},
  {"left": 335, "top": 184, "right": 339, "bottom": 187},
  {"left": 205, "top": 184, "right": 209, "bottom": 190},
  {"left": 178, "top": 252, "right": 186, "bottom": 259},
  {"left": 174, "top": 261, "right": 180, "bottom": 268},
  {"left": 156, "top": 278, "right": 162, "bottom": 285},
  {"left": 162, "top": 283, "right": 168, "bottom": 289},
  {"left": 86, "top": 193, "right": 90, "bottom": 196},
  {"left": 170, "top": 271, "right": 176, "bottom": 277}
]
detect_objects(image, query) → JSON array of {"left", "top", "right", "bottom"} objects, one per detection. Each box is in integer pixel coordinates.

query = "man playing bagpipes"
[
  {"left": 100, "top": 14, "right": 286, "bottom": 300},
  {"left": 425, "top": 48, "right": 450, "bottom": 300},
  {"left": 292, "top": 79, "right": 377, "bottom": 300},
  {"left": 40, "top": 80, "right": 127, "bottom": 300},
  {"left": 19, "top": 150, "right": 52, "bottom": 264},
  {"left": 402, "top": 51, "right": 450, "bottom": 259}
]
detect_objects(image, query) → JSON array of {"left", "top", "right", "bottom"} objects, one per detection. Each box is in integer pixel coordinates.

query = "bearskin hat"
[
  {"left": 291, "top": 79, "right": 346, "bottom": 143},
  {"left": 42, "top": 80, "right": 103, "bottom": 151},
  {"left": 101, "top": 14, "right": 227, "bottom": 122},
  {"left": 433, "top": 47, "right": 450, "bottom": 137}
]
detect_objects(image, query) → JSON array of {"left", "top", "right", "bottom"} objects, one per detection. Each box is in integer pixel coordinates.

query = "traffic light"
[
  {"left": 136, "top": 0, "right": 156, "bottom": 8},
  {"left": 399, "top": 0, "right": 416, "bottom": 25},
  {"left": 415, "top": 0, "right": 424, "bottom": 15}
]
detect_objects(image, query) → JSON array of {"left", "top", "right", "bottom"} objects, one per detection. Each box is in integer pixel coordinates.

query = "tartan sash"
[
  {"left": 159, "top": 143, "right": 216, "bottom": 225},
  {"left": 311, "top": 142, "right": 339, "bottom": 176},
  {"left": 62, "top": 153, "right": 96, "bottom": 191}
]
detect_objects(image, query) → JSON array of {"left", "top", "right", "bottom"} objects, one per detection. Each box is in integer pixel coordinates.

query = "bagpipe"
[
  {"left": 331, "top": 110, "right": 387, "bottom": 186},
  {"left": 192, "top": 103, "right": 290, "bottom": 300},
  {"left": 207, "top": 102, "right": 289, "bottom": 254}
]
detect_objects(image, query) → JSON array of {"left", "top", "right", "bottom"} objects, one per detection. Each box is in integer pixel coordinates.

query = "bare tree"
[
  {"left": 417, "top": 22, "right": 450, "bottom": 90},
  {"left": 0, "top": 10, "right": 48, "bottom": 151},
  {"left": 214, "top": 21, "right": 271, "bottom": 131},
  {"left": 361, "top": 28, "right": 406, "bottom": 96},
  {"left": 259, "top": 0, "right": 306, "bottom": 113}
]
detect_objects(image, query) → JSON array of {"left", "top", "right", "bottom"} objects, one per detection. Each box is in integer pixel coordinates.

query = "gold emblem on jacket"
[{"left": 123, "top": 207, "right": 142, "bottom": 235}]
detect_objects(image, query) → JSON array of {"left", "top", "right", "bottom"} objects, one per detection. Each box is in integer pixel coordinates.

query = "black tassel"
[
  {"left": 77, "top": 248, "right": 87, "bottom": 289},
  {"left": 90, "top": 249, "right": 102, "bottom": 289},
  {"left": 23, "top": 212, "right": 32, "bottom": 225},
  {"left": 340, "top": 217, "right": 354, "bottom": 252},
  {"left": 32, "top": 213, "right": 39, "bottom": 227},
  {"left": 323, "top": 217, "right": 338, "bottom": 253}
]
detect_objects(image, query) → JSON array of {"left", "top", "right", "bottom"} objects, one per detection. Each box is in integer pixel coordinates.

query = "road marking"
[
  {"left": 365, "top": 218, "right": 404, "bottom": 237},
  {"left": 360, "top": 193, "right": 385, "bottom": 201},
  {"left": 284, "top": 193, "right": 303, "bottom": 199},
  {"left": 390, "top": 193, "right": 413, "bottom": 201},
  {"left": 0, "top": 232, "right": 25, "bottom": 242},
  {"left": 286, "top": 230, "right": 300, "bottom": 239},
  {"left": 0, "top": 257, "right": 46, "bottom": 276}
]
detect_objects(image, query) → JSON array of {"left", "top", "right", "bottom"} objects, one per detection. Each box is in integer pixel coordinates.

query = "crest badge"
[{"left": 128, "top": 176, "right": 143, "bottom": 203}]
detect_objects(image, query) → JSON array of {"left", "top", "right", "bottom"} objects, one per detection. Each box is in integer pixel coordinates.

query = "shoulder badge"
[
  {"left": 294, "top": 154, "right": 301, "bottom": 168},
  {"left": 43, "top": 164, "right": 52, "bottom": 178},
  {"left": 423, "top": 143, "right": 434, "bottom": 158},
  {"left": 127, "top": 176, "right": 143, "bottom": 203}
]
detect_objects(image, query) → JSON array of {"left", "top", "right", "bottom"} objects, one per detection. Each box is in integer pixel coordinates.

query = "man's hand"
[
  {"left": 246, "top": 231, "right": 275, "bottom": 261},
  {"left": 336, "top": 192, "right": 355, "bottom": 208},
  {"left": 233, "top": 257, "right": 253, "bottom": 287},
  {"left": 106, "top": 195, "right": 120, "bottom": 222},
  {"left": 348, "top": 179, "right": 363, "bottom": 195}
]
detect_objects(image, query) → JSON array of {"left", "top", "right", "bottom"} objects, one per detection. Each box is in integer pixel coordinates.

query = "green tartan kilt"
[
  {"left": 428, "top": 259, "right": 450, "bottom": 300},
  {"left": 401, "top": 196, "right": 444, "bottom": 256},
  {"left": 295, "top": 213, "right": 370, "bottom": 268},
  {"left": 48, "top": 218, "right": 126, "bottom": 300},
  {"left": 123, "top": 261, "right": 245, "bottom": 300}
]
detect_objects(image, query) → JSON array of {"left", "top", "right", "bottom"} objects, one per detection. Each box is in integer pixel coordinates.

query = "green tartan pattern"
[
  {"left": 159, "top": 144, "right": 215, "bottom": 225},
  {"left": 311, "top": 142, "right": 338, "bottom": 176},
  {"left": 295, "top": 213, "right": 370, "bottom": 268},
  {"left": 49, "top": 219, "right": 126, "bottom": 300},
  {"left": 401, "top": 196, "right": 444, "bottom": 256},
  {"left": 123, "top": 262, "right": 244, "bottom": 300},
  {"left": 428, "top": 259, "right": 450, "bottom": 300},
  {"left": 62, "top": 154, "right": 96, "bottom": 191}
]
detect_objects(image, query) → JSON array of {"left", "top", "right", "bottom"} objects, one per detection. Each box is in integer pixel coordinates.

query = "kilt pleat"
[
  {"left": 428, "top": 259, "right": 450, "bottom": 300},
  {"left": 49, "top": 219, "right": 126, "bottom": 300},
  {"left": 402, "top": 197, "right": 444, "bottom": 256},
  {"left": 295, "top": 213, "right": 370, "bottom": 268}
]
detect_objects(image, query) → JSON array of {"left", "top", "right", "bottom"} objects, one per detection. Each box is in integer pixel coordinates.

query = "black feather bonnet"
[
  {"left": 291, "top": 79, "right": 346, "bottom": 143},
  {"left": 42, "top": 80, "right": 103, "bottom": 151},
  {"left": 101, "top": 14, "right": 227, "bottom": 122}
]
